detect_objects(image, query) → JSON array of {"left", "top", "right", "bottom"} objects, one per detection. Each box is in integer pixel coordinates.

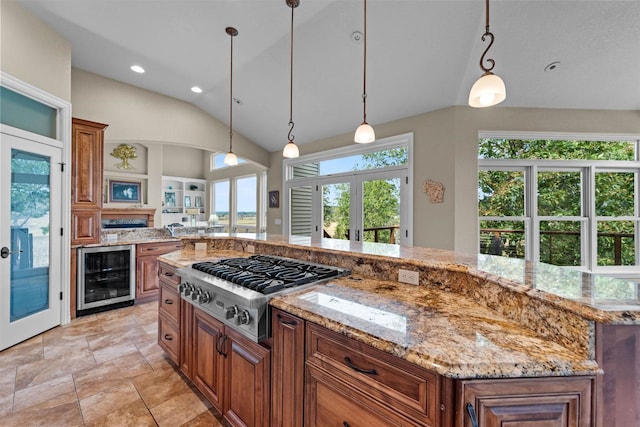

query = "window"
[
  {"left": 478, "top": 134, "right": 640, "bottom": 274},
  {"left": 213, "top": 180, "right": 230, "bottom": 230},
  {"left": 212, "top": 173, "right": 264, "bottom": 233},
  {"left": 284, "top": 133, "right": 413, "bottom": 246}
]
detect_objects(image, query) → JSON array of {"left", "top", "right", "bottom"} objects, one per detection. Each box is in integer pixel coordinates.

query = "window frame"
[
  {"left": 478, "top": 131, "right": 640, "bottom": 275},
  {"left": 283, "top": 132, "right": 414, "bottom": 245}
]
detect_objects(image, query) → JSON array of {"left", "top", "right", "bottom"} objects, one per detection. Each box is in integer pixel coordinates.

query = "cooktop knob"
[
  {"left": 225, "top": 305, "right": 238, "bottom": 319},
  {"left": 235, "top": 310, "right": 251, "bottom": 325},
  {"left": 198, "top": 291, "right": 211, "bottom": 304},
  {"left": 191, "top": 287, "right": 201, "bottom": 301}
]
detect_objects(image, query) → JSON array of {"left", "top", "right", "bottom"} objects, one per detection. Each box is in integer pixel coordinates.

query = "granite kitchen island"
[{"left": 158, "top": 234, "right": 640, "bottom": 426}]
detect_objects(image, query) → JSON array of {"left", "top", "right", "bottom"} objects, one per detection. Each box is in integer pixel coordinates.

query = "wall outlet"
[
  {"left": 398, "top": 269, "right": 419, "bottom": 285},
  {"left": 246, "top": 244, "right": 255, "bottom": 253}
]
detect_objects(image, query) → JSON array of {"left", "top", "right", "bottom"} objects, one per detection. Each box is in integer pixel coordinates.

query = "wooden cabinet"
[
  {"left": 193, "top": 307, "right": 227, "bottom": 410},
  {"left": 71, "top": 118, "right": 107, "bottom": 246},
  {"left": 306, "top": 363, "right": 421, "bottom": 427},
  {"left": 306, "top": 322, "right": 441, "bottom": 427},
  {"left": 225, "top": 327, "right": 271, "bottom": 427},
  {"left": 182, "top": 305, "right": 271, "bottom": 427},
  {"left": 458, "top": 376, "right": 595, "bottom": 427},
  {"left": 271, "top": 309, "right": 305, "bottom": 427},
  {"left": 157, "top": 262, "right": 181, "bottom": 365},
  {"left": 136, "top": 241, "right": 181, "bottom": 301}
]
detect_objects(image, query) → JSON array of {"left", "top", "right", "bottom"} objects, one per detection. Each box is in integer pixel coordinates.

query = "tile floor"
[{"left": 0, "top": 301, "right": 225, "bottom": 426}]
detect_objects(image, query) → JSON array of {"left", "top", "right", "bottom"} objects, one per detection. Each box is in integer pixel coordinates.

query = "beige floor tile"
[
  {"left": 85, "top": 399, "right": 157, "bottom": 427},
  {"left": 15, "top": 348, "right": 96, "bottom": 390},
  {"left": 44, "top": 336, "right": 89, "bottom": 359},
  {"left": 79, "top": 381, "right": 142, "bottom": 423},
  {"left": 0, "top": 393, "right": 14, "bottom": 418},
  {"left": 133, "top": 366, "right": 192, "bottom": 408},
  {"left": 13, "top": 374, "right": 76, "bottom": 412},
  {"left": 1, "top": 399, "right": 83, "bottom": 427},
  {"left": 0, "top": 339, "right": 43, "bottom": 371},
  {"left": 179, "top": 409, "right": 225, "bottom": 427},
  {"left": 150, "top": 390, "right": 212, "bottom": 427},
  {"left": 0, "top": 366, "right": 16, "bottom": 397},
  {"left": 143, "top": 347, "right": 177, "bottom": 371},
  {"left": 73, "top": 351, "right": 153, "bottom": 400},
  {"left": 91, "top": 341, "right": 139, "bottom": 364}
]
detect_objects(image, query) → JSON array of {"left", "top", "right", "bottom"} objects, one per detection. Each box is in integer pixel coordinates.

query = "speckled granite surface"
[
  {"left": 155, "top": 233, "right": 639, "bottom": 378},
  {"left": 270, "top": 277, "right": 600, "bottom": 379}
]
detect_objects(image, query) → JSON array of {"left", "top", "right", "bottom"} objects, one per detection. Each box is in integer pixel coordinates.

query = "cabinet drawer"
[
  {"left": 137, "top": 241, "right": 182, "bottom": 257},
  {"left": 159, "top": 281, "right": 179, "bottom": 322},
  {"left": 305, "top": 363, "right": 421, "bottom": 427},
  {"left": 158, "top": 313, "right": 180, "bottom": 364},
  {"left": 158, "top": 263, "right": 180, "bottom": 285},
  {"left": 306, "top": 323, "right": 438, "bottom": 426}
]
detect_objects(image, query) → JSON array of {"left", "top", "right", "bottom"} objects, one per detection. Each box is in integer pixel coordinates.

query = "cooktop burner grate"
[{"left": 191, "top": 254, "right": 346, "bottom": 295}]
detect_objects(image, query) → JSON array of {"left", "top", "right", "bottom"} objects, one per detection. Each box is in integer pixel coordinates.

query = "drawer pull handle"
[
  {"left": 277, "top": 313, "right": 297, "bottom": 326},
  {"left": 164, "top": 334, "right": 173, "bottom": 341},
  {"left": 466, "top": 403, "right": 479, "bottom": 427},
  {"left": 344, "top": 356, "right": 378, "bottom": 376},
  {"left": 146, "top": 247, "right": 157, "bottom": 251},
  {"left": 164, "top": 272, "right": 174, "bottom": 277},
  {"left": 343, "top": 423, "right": 349, "bottom": 427},
  {"left": 164, "top": 299, "right": 173, "bottom": 305}
]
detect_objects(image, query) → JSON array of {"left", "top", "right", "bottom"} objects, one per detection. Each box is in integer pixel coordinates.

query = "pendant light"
[
  {"left": 224, "top": 26, "right": 239, "bottom": 166},
  {"left": 282, "top": 0, "right": 300, "bottom": 159},
  {"left": 354, "top": 0, "right": 375, "bottom": 143},
  {"left": 468, "top": 0, "right": 506, "bottom": 108}
]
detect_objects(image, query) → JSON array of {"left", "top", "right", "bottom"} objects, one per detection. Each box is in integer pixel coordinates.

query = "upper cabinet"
[
  {"left": 161, "top": 176, "right": 207, "bottom": 226},
  {"left": 71, "top": 118, "right": 108, "bottom": 245}
]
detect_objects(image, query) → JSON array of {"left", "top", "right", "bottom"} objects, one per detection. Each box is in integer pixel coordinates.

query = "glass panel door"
[
  {"left": 361, "top": 177, "right": 401, "bottom": 244},
  {"left": 322, "top": 182, "right": 351, "bottom": 241},
  {"left": 1, "top": 133, "right": 61, "bottom": 350}
]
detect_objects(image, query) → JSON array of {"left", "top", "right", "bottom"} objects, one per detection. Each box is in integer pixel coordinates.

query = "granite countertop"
[
  {"left": 159, "top": 247, "right": 601, "bottom": 379},
  {"left": 270, "top": 275, "right": 600, "bottom": 379}
]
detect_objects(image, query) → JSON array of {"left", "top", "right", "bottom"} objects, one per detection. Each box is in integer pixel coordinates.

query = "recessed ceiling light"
[
  {"left": 544, "top": 61, "right": 561, "bottom": 72},
  {"left": 191, "top": 86, "right": 203, "bottom": 94},
  {"left": 130, "top": 65, "right": 145, "bottom": 74}
]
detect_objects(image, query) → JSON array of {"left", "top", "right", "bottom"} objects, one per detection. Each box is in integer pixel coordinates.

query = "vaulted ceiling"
[{"left": 18, "top": 0, "right": 640, "bottom": 152}]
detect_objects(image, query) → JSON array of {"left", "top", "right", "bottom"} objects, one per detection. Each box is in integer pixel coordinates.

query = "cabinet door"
[
  {"left": 71, "top": 118, "right": 106, "bottom": 208},
  {"left": 136, "top": 255, "right": 160, "bottom": 299},
  {"left": 71, "top": 209, "right": 101, "bottom": 246},
  {"left": 460, "top": 377, "right": 595, "bottom": 427},
  {"left": 271, "top": 309, "right": 305, "bottom": 427},
  {"left": 224, "top": 327, "right": 271, "bottom": 427},
  {"left": 180, "top": 299, "right": 193, "bottom": 378},
  {"left": 158, "top": 312, "right": 179, "bottom": 364},
  {"left": 193, "top": 308, "right": 226, "bottom": 411}
]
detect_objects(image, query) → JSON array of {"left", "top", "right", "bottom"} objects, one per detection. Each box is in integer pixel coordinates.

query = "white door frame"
[{"left": 1, "top": 72, "right": 72, "bottom": 326}]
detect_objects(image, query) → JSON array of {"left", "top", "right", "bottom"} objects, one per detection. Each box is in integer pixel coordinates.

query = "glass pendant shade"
[
  {"left": 224, "top": 151, "right": 238, "bottom": 166},
  {"left": 282, "top": 141, "right": 299, "bottom": 158},
  {"left": 354, "top": 122, "right": 375, "bottom": 143},
  {"left": 468, "top": 72, "right": 506, "bottom": 108}
]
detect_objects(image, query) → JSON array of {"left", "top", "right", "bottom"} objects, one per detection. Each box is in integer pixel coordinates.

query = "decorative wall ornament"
[
  {"left": 110, "top": 144, "right": 138, "bottom": 170},
  {"left": 423, "top": 179, "right": 445, "bottom": 203}
]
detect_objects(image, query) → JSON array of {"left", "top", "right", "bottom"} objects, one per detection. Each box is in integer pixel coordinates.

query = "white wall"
[
  {"left": 0, "top": 0, "right": 71, "bottom": 101},
  {"left": 267, "top": 106, "right": 640, "bottom": 254},
  {"left": 71, "top": 68, "right": 270, "bottom": 167}
]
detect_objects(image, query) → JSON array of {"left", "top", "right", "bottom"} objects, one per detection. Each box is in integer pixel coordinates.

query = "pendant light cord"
[
  {"left": 229, "top": 31, "right": 234, "bottom": 151},
  {"left": 479, "top": 0, "right": 495, "bottom": 73},
  {"left": 287, "top": 3, "right": 295, "bottom": 143},
  {"left": 361, "top": 0, "right": 368, "bottom": 123}
]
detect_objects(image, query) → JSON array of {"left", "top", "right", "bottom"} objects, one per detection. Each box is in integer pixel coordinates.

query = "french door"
[
  {"left": 290, "top": 169, "right": 411, "bottom": 246},
  {"left": 0, "top": 132, "right": 62, "bottom": 350}
]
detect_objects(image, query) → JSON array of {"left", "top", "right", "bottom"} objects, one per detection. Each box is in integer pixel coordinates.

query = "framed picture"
[
  {"left": 109, "top": 180, "right": 142, "bottom": 203},
  {"left": 195, "top": 196, "right": 203, "bottom": 208},
  {"left": 269, "top": 190, "right": 279, "bottom": 208},
  {"left": 184, "top": 195, "right": 191, "bottom": 208},
  {"left": 164, "top": 191, "right": 176, "bottom": 207}
]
